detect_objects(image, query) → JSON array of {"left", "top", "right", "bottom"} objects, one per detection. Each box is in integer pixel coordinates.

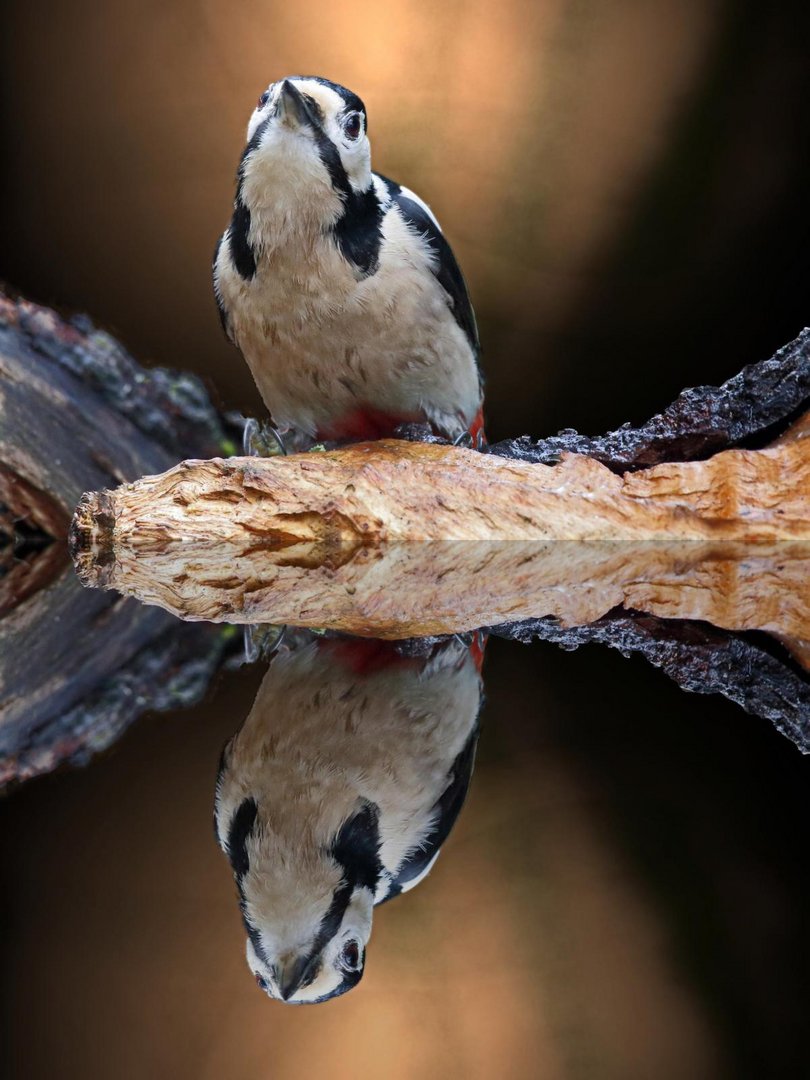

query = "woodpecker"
[
  {"left": 213, "top": 76, "right": 485, "bottom": 446},
  {"left": 214, "top": 635, "right": 484, "bottom": 1004}
]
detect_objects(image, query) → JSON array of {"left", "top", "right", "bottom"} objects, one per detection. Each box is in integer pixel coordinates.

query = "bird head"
[
  {"left": 213, "top": 635, "right": 485, "bottom": 1005},
  {"left": 216, "top": 789, "right": 381, "bottom": 1004},
  {"left": 239, "top": 76, "right": 373, "bottom": 232}
]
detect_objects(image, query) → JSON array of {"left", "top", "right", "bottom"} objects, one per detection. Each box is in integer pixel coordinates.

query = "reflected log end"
[{"left": 69, "top": 490, "right": 117, "bottom": 587}]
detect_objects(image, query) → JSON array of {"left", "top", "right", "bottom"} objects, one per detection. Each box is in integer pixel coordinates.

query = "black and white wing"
[
  {"left": 379, "top": 722, "right": 480, "bottom": 903},
  {"left": 379, "top": 175, "right": 480, "bottom": 361}
]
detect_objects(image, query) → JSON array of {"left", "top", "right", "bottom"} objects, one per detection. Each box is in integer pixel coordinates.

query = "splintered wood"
[{"left": 70, "top": 432, "right": 810, "bottom": 640}]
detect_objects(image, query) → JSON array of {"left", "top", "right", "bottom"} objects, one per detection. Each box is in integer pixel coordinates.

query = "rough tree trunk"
[{"left": 0, "top": 291, "right": 237, "bottom": 786}]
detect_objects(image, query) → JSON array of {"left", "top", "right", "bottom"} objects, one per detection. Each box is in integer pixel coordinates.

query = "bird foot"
[
  {"left": 391, "top": 423, "right": 485, "bottom": 449},
  {"left": 393, "top": 422, "right": 447, "bottom": 445},
  {"left": 243, "top": 418, "right": 288, "bottom": 457},
  {"left": 243, "top": 624, "right": 287, "bottom": 663}
]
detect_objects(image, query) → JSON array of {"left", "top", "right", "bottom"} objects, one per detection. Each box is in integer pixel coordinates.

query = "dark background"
[
  {"left": 2, "top": 0, "right": 809, "bottom": 441},
  {"left": 2, "top": 1, "right": 809, "bottom": 1077}
]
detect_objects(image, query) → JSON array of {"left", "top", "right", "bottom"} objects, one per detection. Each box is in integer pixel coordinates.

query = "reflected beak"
[
  {"left": 276, "top": 954, "right": 310, "bottom": 1002},
  {"left": 277, "top": 80, "right": 322, "bottom": 131}
]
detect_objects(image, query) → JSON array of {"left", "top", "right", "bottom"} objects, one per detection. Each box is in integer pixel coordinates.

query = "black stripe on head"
[
  {"left": 227, "top": 795, "right": 270, "bottom": 968},
  {"left": 278, "top": 878, "right": 354, "bottom": 998},
  {"left": 288, "top": 75, "right": 367, "bottom": 127},
  {"left": 294, "top": 876, "right": 368, "bottom": 1001},
  {"left": 289, "top": 800, "right": 381, "bottom": 996},
  {"left": 284, "top": 80, "right": 382, "bottom": 278},
  {"left": 309, "top": 126, "right": 352, "bottom": 199},
  {"left": 306, "top": 127, "right": 383, "bottom": 277},
  {"left": 310, "top": 880, "right": 354, "bottom": 965},
  {"left": 242, "top": 902, "right": 272, "bottom": 968},
  {"left": 331, "top": 798, "right": 382, "bottom": 890},
  {"left": 229, "top": 115, "right": 274, "bottom": 280},
  {"left": 226, "top": 796, "right": 258, "bottom": 879}
]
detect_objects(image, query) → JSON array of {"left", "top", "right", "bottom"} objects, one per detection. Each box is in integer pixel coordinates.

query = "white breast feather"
[
  {"left": 215, "top": 169, "right": 480, "bottom": 438},
  {"left": 216, "top": 642, "right": 481, "bottom": 888}
]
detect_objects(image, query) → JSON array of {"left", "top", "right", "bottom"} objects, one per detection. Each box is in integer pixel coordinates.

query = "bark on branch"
[
  {"left": 71, "top": 428, "right": 810, "bottom": 641},
  {"left": 490, "top": 328, "right": 810, "bottom": 471}
]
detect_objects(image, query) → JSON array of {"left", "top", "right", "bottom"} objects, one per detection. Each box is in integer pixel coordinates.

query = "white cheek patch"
[
  {"left": 289, "top": 963, "right": 344, "bottom": 1004},
  {"left": 247, "top": 84, "right": 278, "bottom": 142},
  {"left": 246, "top": 938, "right": 273, "bottom": 994},
  {"left": 283, "top": 78, "right": 372, "bottom": 193},
  {"left": 339, "top": 136, "right": 372, "bottom": 193},
  {"left": 246, "top": 108, "right": 265, "bottom": 142},
  {"left": 288, "top": 78, "right": 346, "bottom": 121},
  {"left": 246, "top": 938, "right": 259, "bottom": 968}
]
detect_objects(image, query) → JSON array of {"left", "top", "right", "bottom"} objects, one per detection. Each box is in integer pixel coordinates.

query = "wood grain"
[{"left": 71, "top": 430, "right": 810, "bottom": 640}]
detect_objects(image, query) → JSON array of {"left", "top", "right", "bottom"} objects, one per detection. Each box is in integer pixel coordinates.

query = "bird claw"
[
  {"left": 244, "top": 624, "right": 287, "bottom": 663},
  {"left": 243, "top": 418, "right": 287, "bottom": 457},
  {"left": 392, "top": 422, "right": 445, "bottom": 444}
]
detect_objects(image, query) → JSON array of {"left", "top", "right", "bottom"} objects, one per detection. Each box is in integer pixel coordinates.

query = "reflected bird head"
[
  {"left": 217, "top": 788, "right": 380, "bottom": 1004},
  {"left": 245, "top": 875, "right": 373, "bottom": 1005}
]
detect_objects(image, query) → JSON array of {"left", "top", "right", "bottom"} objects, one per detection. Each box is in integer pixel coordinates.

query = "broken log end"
[{"left": 69, "top": 490, "right": 117, "bottom": 587}]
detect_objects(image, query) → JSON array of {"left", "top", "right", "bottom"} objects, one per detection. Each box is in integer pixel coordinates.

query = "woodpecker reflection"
[{"left": 214, "top": 634, "right": 484, "bottom": 1004}]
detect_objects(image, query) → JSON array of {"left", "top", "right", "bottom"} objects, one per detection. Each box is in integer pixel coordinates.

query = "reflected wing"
[{"left": 385, "top": 723, "right": 480, "bottom": 900}]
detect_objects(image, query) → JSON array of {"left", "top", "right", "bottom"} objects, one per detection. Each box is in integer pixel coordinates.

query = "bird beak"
[
  {"left": 277, "top": 80, "right": 322, "bottom": 131},
  {"left": 276, "top": 954, "right": 310, "bottom": 1001}
]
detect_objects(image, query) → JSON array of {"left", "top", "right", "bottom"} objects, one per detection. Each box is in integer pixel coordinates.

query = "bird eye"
[
  {"left": 257, "top": 90, "right": 270, "bottom": 110},
  {"left": 344, "top": 112, "right": 363, "bottom": 141},
  {"left": 340, "top": 941, "right": 361, "bottom": 970},
  {"left": 255, "top": 973, "right": 268, "bottom": 991}
]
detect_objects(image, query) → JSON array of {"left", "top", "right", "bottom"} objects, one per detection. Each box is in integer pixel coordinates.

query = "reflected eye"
[
  {"left": 257, "top": 90, "right": 270, "bottom": 109},
  {"left": 340, "top": 940, "right": 361, "bottom": 970},
  {"left": 344, "top": 112, "right": 363, "bottom": 141},
  {"left": 255, "top": 973, "right": 268, "bottom": 991}
]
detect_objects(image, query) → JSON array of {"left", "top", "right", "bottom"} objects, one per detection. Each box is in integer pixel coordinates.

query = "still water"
[{"left": 2, "top": 576, "right": 808, "bottom": 1078}]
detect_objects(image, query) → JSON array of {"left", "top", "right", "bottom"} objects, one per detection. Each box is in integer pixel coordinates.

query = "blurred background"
[
  {"left": 3, "top": 642, "right": 808, "bottom": 1080},
  {"left": 2, "top": 0, "right": 809, "bottom": 440},
  {"left": 2, "top": 1, "right": 809, "bottom": 1078}
]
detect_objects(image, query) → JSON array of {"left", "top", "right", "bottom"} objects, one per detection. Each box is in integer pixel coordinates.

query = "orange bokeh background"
[
  {"left": 2, "top": 3, "right": 810, "bottom": 1077},
  {"left": 2, "top": 1, "right": 808, "bottom": 439}
]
